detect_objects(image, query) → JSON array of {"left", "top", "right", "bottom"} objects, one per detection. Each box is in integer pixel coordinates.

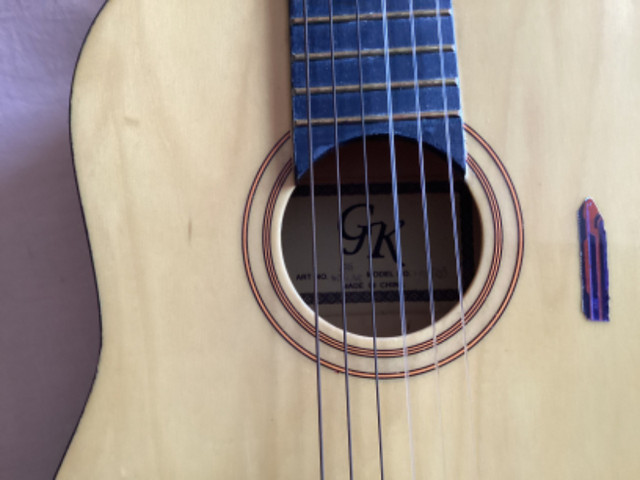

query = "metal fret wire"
[
  {"left": 291, "top": 9, "right": 451, "bottom": 24},
  {"left": 408, "top": 0, "right": 448, "bottom": 477},
  {"left": 293, "top": 79, "right": 458, "bottom": 96},
  {"left": 302, "top": 0, "right": 325, "bottom": 478},
  {"left": 380, "top": 1, "right": 417, "bottom": 479},
  {"left": 292, "top": 45, "right": 454, "bottom": 61},
  {"left": 355, "top": 0, "right": 385, "bottom": 478},
  {"left": 435, "top": 1, "right": 479, "bottom": 478},
  {"left": 327, "top": 0, "right": 355, "bottom": 477},
  {"left": 294, "top": 111, "right": 460, "bottom": 127}
]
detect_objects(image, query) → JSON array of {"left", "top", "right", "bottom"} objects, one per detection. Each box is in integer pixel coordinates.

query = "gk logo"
[{"left": 341, "top": 203, "right": 404, "bottom": 263}]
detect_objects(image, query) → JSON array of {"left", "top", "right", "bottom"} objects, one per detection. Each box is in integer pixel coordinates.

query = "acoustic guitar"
[{"left": 58, "top": 0, "right": 640, "bottom": 478}]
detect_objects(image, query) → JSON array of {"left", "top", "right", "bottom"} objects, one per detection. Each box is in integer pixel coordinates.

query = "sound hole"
[{"left": 281, "top": 137, "right": 482, "bottom": 337}]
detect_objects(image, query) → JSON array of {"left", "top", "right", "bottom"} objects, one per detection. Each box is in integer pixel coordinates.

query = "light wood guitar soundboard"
[{"left": 58, "top": 0, "right": 640, "bottom": 478}]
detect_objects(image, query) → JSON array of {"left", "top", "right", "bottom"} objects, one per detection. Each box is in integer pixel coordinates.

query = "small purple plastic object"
[{"left": 578, "top": 198, "right": 609, "bottom": 321}]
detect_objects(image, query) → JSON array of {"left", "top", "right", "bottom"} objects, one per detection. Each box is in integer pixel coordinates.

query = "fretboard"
[{"left": 290, "top": 0, "right": 465, "bottom": 180}]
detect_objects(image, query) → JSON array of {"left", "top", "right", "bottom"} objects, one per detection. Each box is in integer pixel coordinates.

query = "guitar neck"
[{"left": 289, "top": 0, "right": 466, "bottom": 180}]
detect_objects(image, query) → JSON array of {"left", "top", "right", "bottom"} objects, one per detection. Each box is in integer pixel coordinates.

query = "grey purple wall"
[{"left": 1, "top": 1, "right": 104, "bottom": 478}]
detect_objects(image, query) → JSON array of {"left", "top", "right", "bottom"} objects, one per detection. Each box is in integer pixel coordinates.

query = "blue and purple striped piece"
[{"left": 578, "top": 198, "right": 609, "bottom": 321}]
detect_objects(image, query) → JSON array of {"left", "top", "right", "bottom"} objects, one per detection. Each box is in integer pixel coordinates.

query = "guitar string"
[
  {"left": 354, "top": 0, "right": 385, "bottom": 478},
  {"left": 327, "top": 0, "right": 355, "bottom": 477},
  {"left": 380, "top": 1, "right": 417, "bottom": 479},
  {"left": 407, "top": 0, "right": 448, "bottom": 477},
  {"left": 434, "top": 1, "right": 479, "bottom": 478},
  {"left": 302, "top": 0, "right": 325, "bottom": 478}
]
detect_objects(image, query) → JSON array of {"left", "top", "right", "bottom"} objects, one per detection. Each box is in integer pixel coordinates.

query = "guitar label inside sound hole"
[{"left": 281, "top": 137, "right": 482, "bottom": 337}]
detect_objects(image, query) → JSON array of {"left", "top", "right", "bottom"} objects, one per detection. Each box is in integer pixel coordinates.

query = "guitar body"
[{"left": 59, "top": 0, "right": 640, "bottom": 478}]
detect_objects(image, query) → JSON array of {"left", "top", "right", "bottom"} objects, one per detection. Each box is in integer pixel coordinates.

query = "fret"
[
  {"left": 290, "top": 0, "right": 453, "bottom": 18},
  {"left": 292, "top": 78, "right": 457, "bottom": 96},
  {"left": 290, "top": 16, "right": 455, "bottom": 56},
  {"left": 294, "top": 111, "right": 461, "bottom": 127},
  {"left": 293, "top": 85, "right": 460, "bottom": 120},
  {"left": 290, "top": 9, "right": 451, "bottom": 25},
  {"left": 292, "top": 45, "right": 454, "bottom": 62},
  {"left": 291, "top": 51, "right": 459, "bottom": 89}
]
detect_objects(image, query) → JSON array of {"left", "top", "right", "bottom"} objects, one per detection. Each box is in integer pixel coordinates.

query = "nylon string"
[
  {"left": 327, "top": 0, "right": 355, "bottom": 477},
  {"left": 302, "top": 0, "right": 326, "bottom": 478},
  {"left": 380, "top": 1, "right": 417, "bottom": 479},
  {"left": 408, "top": 1, "right": 448, "bottom": 478},
  {"left": 355, "top": 0, "right": 385, "bottom": 478},
  {"left": 434, "top": 1, "right": 480, "bottom": 478}
]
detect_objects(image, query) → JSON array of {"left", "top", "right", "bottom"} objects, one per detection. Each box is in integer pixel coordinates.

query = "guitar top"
[{"left": 58, "top": 0, "right": 640, "bottom": 478}]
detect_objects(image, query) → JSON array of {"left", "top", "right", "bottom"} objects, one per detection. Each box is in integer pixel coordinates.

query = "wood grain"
[{"left": 58, "top": 0, "right": 640, "bottom": 478}]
